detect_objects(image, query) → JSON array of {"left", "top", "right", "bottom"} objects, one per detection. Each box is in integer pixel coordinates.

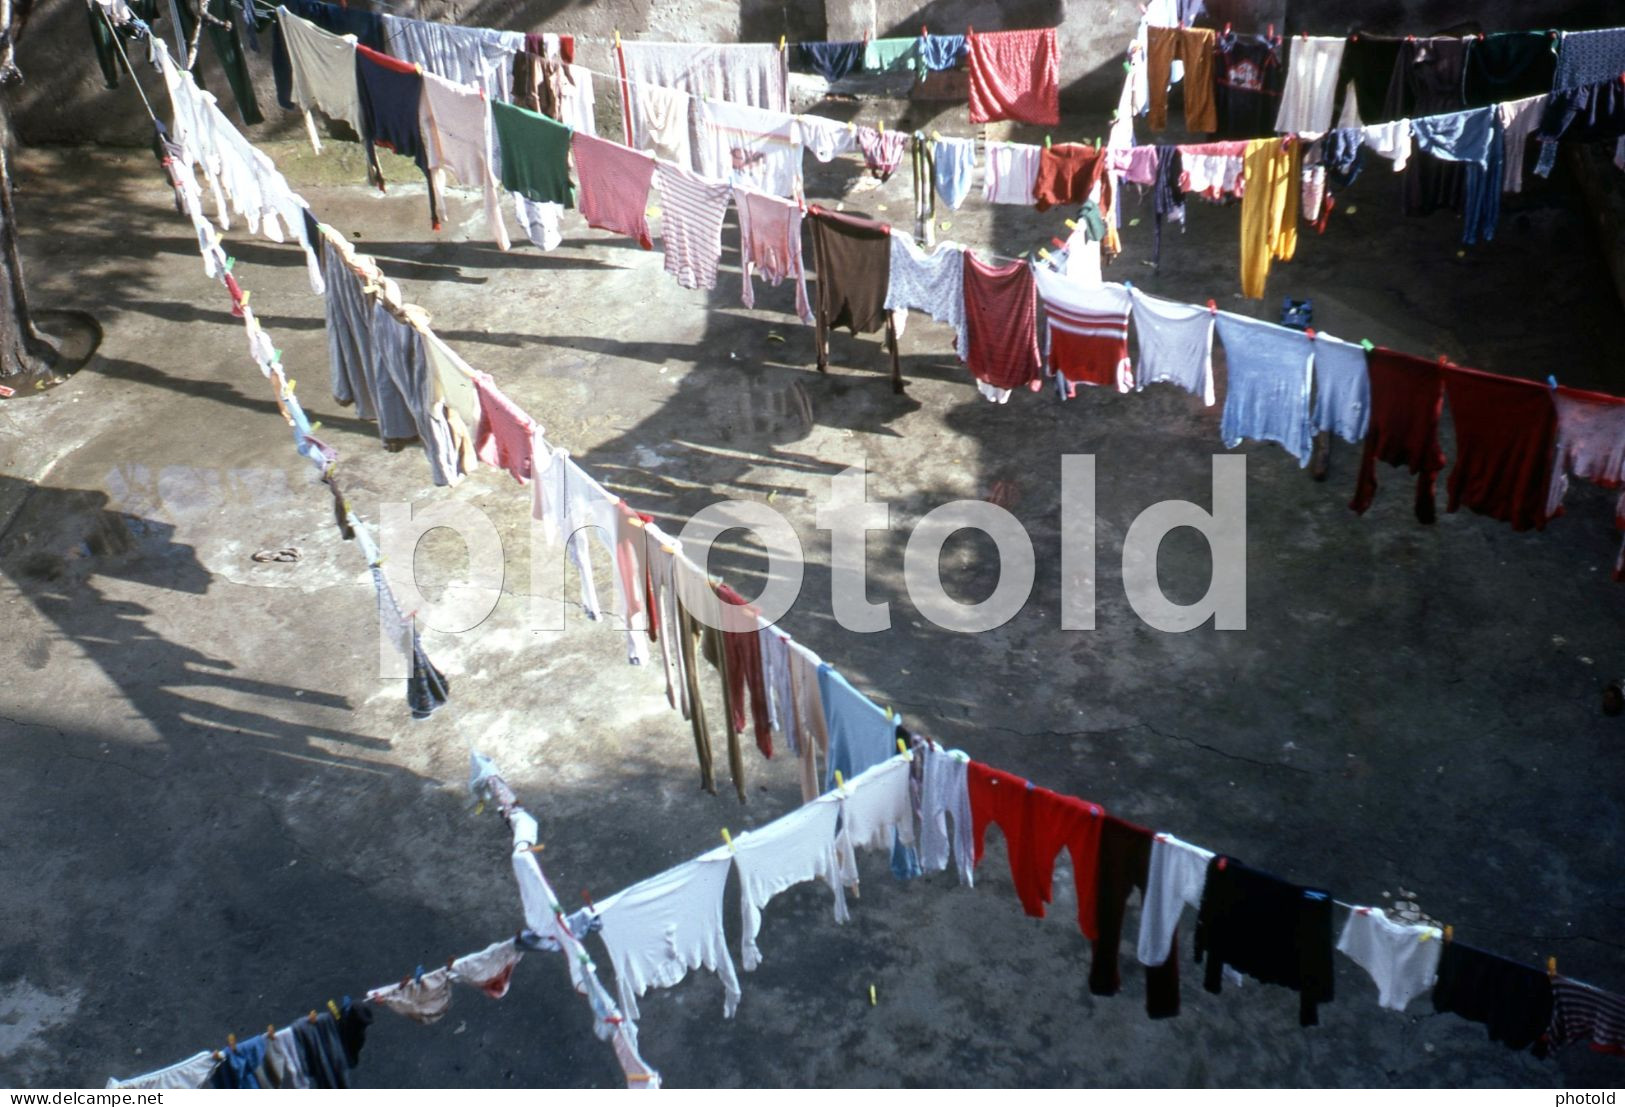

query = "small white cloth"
[
  {"left": 797, "top": 114, "right": 858, "bottom": 162},
  {"left": 106, "top": 1051, "right": 218, "bottom": 1090},
  {"left": 596, "top": 847, "right": 741, "bottom": 1020},
  {"left": 1137, "top": 832, "right": 1214, "bottom": 967},
  {"left": 1130, "top": 288, "right": 1216, "bottom": 405},
  {"left": 451, "top": 938, "right": 524, "bottom": 998},
  {"left": 1336, "top": 908, "right": 1442, "bottom": 1012},
  {"left": 884, "top": 233, "right": 968, "bottom": 358},
  {"left": 628, "top": 83, "right": 692, "bottom": 168},
  {"left": 1361, "top": 119, "right": 1413, "bottom": 172},
  {"left": 917, "top": 746, "right": 974, "bottom": 886},
  {"left": 732, "top": 796, "right": 848, "bottom": 971},
  {"left": 983, "top": 140, "right": 1041, "bottom": 205},
  {"left": 1274, "top": 36, "right": 1346, "bottom": 134},
  {"left": 560, "top": 64, "right": 597, "bottom": 137}
]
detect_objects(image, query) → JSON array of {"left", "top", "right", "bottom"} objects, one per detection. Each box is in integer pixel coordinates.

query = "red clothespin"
[
  {"left": 1437, "top": 354, "right": 1450, "bottom": 366},
  {"left": 1356, "top": 906, "right": 1371, "bottom": 915},
  {"left": 921, "top": 24, "right": 928, "bottom": 36},
  {"left": 1217, "top": 857, "right": 1228, "bottom": 871},
  {"left": 1223, "top": 22, "right": 1232, "bottom": 34},
  {"left": 580, "top": 889, "right": 595, "bottom": 910},
  {"left": 1051, "top": 236, "right": 1067, "bottom": 249},
  {"left": 1306, "top": 327, "right": 1317, "bottom": 339},
  {"left": 1350, "top": 32, "right": 1359, "bottom": 42},
  {"left": 1406, "top": 34, "right": 1416, "bottom": 43},
  {"left": 1266, "top": 24, "right": 1275, "bottom": 40},
  {"left": 1205, "top": 298, "right": 1217, "bottom": 314}
]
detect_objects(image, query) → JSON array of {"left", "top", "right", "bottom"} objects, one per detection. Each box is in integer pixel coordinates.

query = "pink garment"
[
  {"left": 967, "top": 28, "right": 1060, "bottom": 126},
  {"left": 472, "top": 373, "right": 538, "bottom": 483},
  {"left": 572, "top": 132, "right": 656, "bottom": 250},
  {"left": 1547, "top": 385, "right": 1625, "bottom": 581},
  {"left": 1107, "top": 145, "right": 1159, "bottom": 186},
  {"left": 735, "top": 186, "right": 813, "bottom": 323},
  {"left": 857, "top": 126, "right": 908, "bottom": 177},
  {"left": 655, "top": 161, "right": 733, "bottom": 291}
]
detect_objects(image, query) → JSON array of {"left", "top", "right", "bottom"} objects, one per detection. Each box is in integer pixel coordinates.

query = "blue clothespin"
[
  {"left": 1123, "top": 279, "right": 1134, "bottom": 291},
  {"left": 413, "top": 965, "right": 424, "bottom": 985},
  {"left": 1547, "top": 374, "right": 1558, "bottom": 389}
]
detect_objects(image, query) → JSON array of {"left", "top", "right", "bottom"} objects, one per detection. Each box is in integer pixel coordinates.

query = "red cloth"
[
  {"left": 611, "top": 500, "right": 649, "bottom": 637},
  {"left": 968, "top": 762, "right": 1105, "bottom": 939},
  {"left": 1350, "top": 348, "right": 1446, "bottom": 523},
  {"left": 471, "top": 373, "right": 537, "bottom": 483},
  {"left": 356, "top": 42, "right": 417, "bottom": 76},
  {"left": 968, "top": 28, "right": 1060, "bottom": 126},
  {"left": 715, "top": 582, "right": 773, "bottom": 757},
  {"left": 1441, "top": 367, "right": 1558, "bottom": 532},
  {"left": 962, "top": 252, "right": 1041, "bottom": 392},
  {"left": 572, "top": 132, "right": 656, "bottom": 249},
  {"left": 1033, "top": 143, "right": 1106, "bottom": 211}
]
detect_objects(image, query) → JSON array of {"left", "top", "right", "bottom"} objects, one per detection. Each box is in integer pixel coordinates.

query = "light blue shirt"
[{"left": 1216, "top": 312, "right": 1315, "bottom": 467}]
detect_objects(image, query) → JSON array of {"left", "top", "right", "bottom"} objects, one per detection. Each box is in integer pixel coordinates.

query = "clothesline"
[{"left": 98, "top": 8, "right": 1625, "bottom": 1072}]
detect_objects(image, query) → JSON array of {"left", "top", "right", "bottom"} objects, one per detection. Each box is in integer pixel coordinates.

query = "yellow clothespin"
[
  {"left": 847, "top": 120, "right": 857, "bottom": 134},
  {"left": 614, "top": 29, "right": 621, "bottom": 47},
  {"left": 884, "top": 706, "right": 894, "bottom": 721},
  {"left": 779, "top": 35, "right": 786, "bottom": 51},
  {"left": 721, "top": 828, "right": 735, "bottom": 853},
  {"left": 878, "top": 120, "right": 885, "bottom": 134},
  {"left": 326, "top": 1000, "right": 341, "bottom": 1021},
  {"left": 896, "top": 737, "right": 913, "bottom": 761},
  {"left": 1443, "top": 924, "right": 1454, "bottom": 943},
  {"left": 930, "top": 129, "right": 941, "bottom": 140},
  {"left": 226, "top": 1033, "right": 237, "bottom": 1050},
  {"left": 1038, "top": 247, "right": 1053, "bottom": 261},
  {"left": 1547, "top": 956, "right": 1558, "bottom": 979},
  {"left": 528, "top": 843, "right": 546, "bottom": 853},
  {"left": 1064, "top": 218, "right": 1079, "bottom": 229},
  {"left": 868, "top": 984, "right": 877, "bottom": 1006},
  {"left": 834, "top": 770, "right": 846, "bottom": 794}
]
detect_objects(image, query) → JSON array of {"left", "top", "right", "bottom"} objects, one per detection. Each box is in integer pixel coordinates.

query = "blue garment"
[
  {"left": 818, "top": 664, "right": 918, "bottom": 881},
  {"left": 1323, "top": 128, "right": 1363, "bottom": 190},
  {"left": 1215, "top": 313, "right": 1315, "bottom": 467},
  {"left": 1534, "top": 77, "right": 1625, "bottom": 178},
  {"left": 209, "top": 1036, "right": 267, "bottom": 1089},
  {"left": 819, "top": 664, "right": 894, "bottom": 789},
  {"left": 932, "top": 136, "right": 977, "bottom": 210},
  {"left": 1554, "top": 28, "right": 1625, "bottom": 91},
  {"left": 355, "top": 49, "right": 441, "bottom": 228},
  {"left": 919, "top": 34, "right": 968, "bottom": 73},
  {"left": 798, "top": 41, "right": 863, "bottom": 82},
  {"left": 1310, "top": 334, "right": 1371, "bottom": 444},
  {"left": 1412, "top": 108, "right": 1501, "bottom": 244}
]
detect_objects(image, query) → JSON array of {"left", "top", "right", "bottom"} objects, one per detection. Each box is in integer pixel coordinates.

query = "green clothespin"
[
  {"left": 1359, "top": 339, "right": 1375, "bottom": 351},
  {"left": 224, "top": 256, "right": 236, "bottom": 272},
  {"left": 1044, "top": 134, "right": 1052, "bottom": 149}
]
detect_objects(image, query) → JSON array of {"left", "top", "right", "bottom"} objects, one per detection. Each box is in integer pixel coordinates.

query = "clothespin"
[
  {"left": 307, "top": 1011, "right": 318, "bottom": 1023},
  {"left": 267, "top": 1024, "right": 277, "bottom": 1039},
  {"left": 1267, "top": 24, "right": 1275, "bottom": 40},
  {"left": 1217, "top": 857, "right": 1228, "bottom": 871},
  {"left": 879, "top": 120, "right": 885, "bottom": 134},
  {"left": 896, "top": 738, "right": 912, "bottom": 761},
  {"left": 1044, "top": 134, "right": 1052, "bottom": 149},
  {"left": 1064, "top": 218, "right": 1079, "bottom": 230},
  {"left": 1206, "top": 299, "right": 1217, "bottom": 314},
  {"left": 326, "top": 1000, "right": 341, "bottom": 1021},
  {"left": 1050, "top": 236, "right": 1067, "bottom": 249},
  {"left": 930, "top": 129, "right": 942, "bottom": 140},
  {"left": 413, "top": 965, "right": 425, "bottom": 985},
  {"left": 1548, "top": 956, "right": 1558, "bottom": 979},
  {"left": 1360, "top": 338, "right": 1375, "bottom": 351},
  {"left": 1123, "top": 279, "right": 1134, "bottom": 290},
  {"left": 1095, "top": 136, "right": 1101, "bottom": 148},
  {"left": 227, "top": 1033, "right": 237, "bottom": 1050},
  {"left": 834, "top": 770, "right": 846, "bottom": 795},
  {"left": 1443, "top": 924, "right": 1454, "bottom": 943},
  {"left": 921, "top": 24, "right": 928, "bottom": 37},
  {"left": 614, "top": 29, "right": 621, "bottom": 47},
  {"left": 847, "top": 120, "right": 857, "bottom": 134},
  {"left": 1306, "top": 328, "right": 1317, "bottom": 340},
  {"left": 778, "top": 35, "right": 786, "bottom": 51},
  {"left": 1038, "top": 247, "right": 1053, "bottom": 262},
  {"left": 1224, "top": 22, "right": 1232, "bottom": 34},
  {"left": 721, "top": 828, "right": 735, "bottom": 853},
  {"left": 1547, "top": 374, "right": 1558, "bottom": 389}
]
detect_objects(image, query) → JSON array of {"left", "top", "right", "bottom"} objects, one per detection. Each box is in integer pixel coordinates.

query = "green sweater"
[{"left": 491, "top": 101, "right": 575, "bottom": 207}]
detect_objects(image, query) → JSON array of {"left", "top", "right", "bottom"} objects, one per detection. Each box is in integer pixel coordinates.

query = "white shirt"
[
  {"left": 732, "top": 795, "right": 848, "bottom": 971},
  {"left": 1137, "top": 832, "right": 1214, "bottom": 967},
  {"left": 595, "top": 847, "right": 741, "bottom": 1020},
  {"left": 278, "top": 7, "right": 362, "bottom": 133},
  {"left": 834, "top": 757, "right": 916, "bottom": 889},
  {"left": 1130, "top": 288, "right": 1216, "bottom": 406},
  {"left": 983, "top": 141, "right": 1042, "bottom": 205},
  {"left": 1274, "top": 36, "right": 1346, "bottom": 135},
  {"left": 1336, "top": 908, "right": 1442, "bottom": 1012},
  {"left": 917, "top": 746, "right": 974, "bottom": 886}
]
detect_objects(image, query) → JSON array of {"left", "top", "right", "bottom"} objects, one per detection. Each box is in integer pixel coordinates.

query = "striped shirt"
[
  {"left": 982, "top": 140, "right": 1042, "bottom": 205},
  {"left": 1550, "top": 977, "right": 1625, "bottom": 1055},
  {"left": 655, "top": 162, "right": 734, "bottom": 291},
  {"left": 1033, "top": 269, "right": 1132, "bottom": 396},
  {"left": 962, "top": 252, "right": 1040, "bottom": 393}
]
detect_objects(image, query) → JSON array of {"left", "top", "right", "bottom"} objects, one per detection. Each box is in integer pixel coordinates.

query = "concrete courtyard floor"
[{"left": 2, "top": 125, "right": 1624, "bottom": 1088}]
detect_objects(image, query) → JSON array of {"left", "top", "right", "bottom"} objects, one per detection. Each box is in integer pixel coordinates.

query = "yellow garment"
[{"left": 1239, "top": 137, "right": 1301, "bottom": 299}]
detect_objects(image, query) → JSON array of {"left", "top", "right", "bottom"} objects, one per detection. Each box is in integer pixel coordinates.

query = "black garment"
[
  {"left": 1213, "top": 33, "right": 1283, "bottom": 140},
  {"left": 1385, "top": 37, "right": 1469, "bottom": 217},
  {"left": 1432, "top": 942, "right": 1554, "bottom": 1053},
  {"left": 205, "top": 0, "right": 263, "bottom": 125},
  {"left": 1464, "top": 32, "right": 1558, "bottom": 109},
  {"left": 408, "top": 641, "right": 451, "bottom": 720},
  {"left": 87, "top": 0, "right": 161, "bottom": 90},
  {"left": 1536, "top": 77, "right": 1625, "bottom": 151},
  {"left": 291, "top": 1015, "right": 348, "bottom": 1089},
  {"left": 1193, "top": 856, "right": 1335, "bottom": 1027},
  {"left": 808, "top": 206, "right": 892, "bottom": 336},
  {"left": 1151, "top": 144, "right": 1185, "bottom": 270},
  {"left": 1089, "top": 816, "right": 1183, "bottom": 1018},
  {"left": 798, "top": 41, "right": 864, "bottom": 83},
  {"left": 1337, "top": 34, "right": 1403, "bottom": 125},
  {"left": 337, "top": 999, "right": 373, "bottom": 1068},
  {"left": 354, "top": 48, "right": 441, "bottom": 229}
]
